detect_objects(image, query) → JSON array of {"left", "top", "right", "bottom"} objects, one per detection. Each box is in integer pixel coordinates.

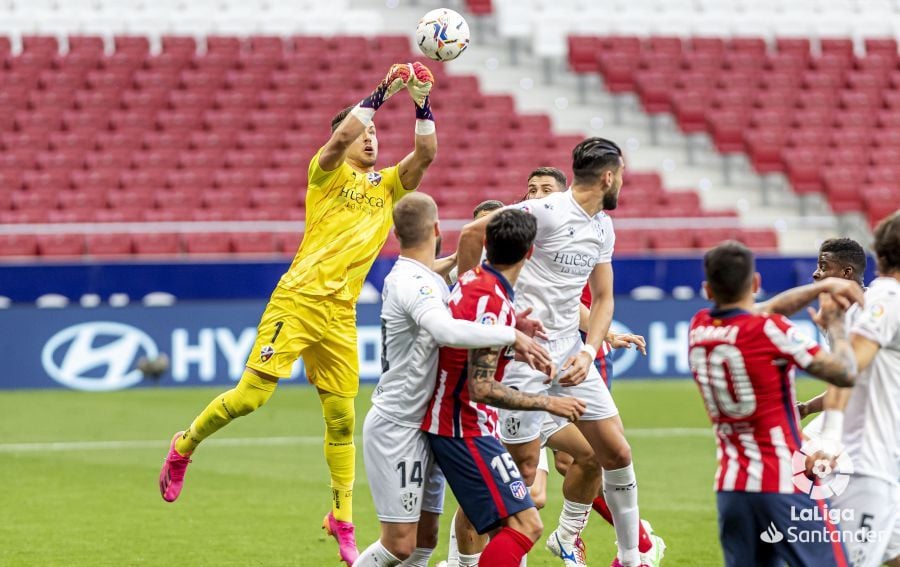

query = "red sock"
[
  {"left": 593, "top": 496, "right": 653, "bottom": 554},
  {"left": 480, "top": 527, "right": 534, "bottom": 567}
]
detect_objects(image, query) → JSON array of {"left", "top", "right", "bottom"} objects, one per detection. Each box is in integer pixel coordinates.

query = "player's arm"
[
  {"left": 466, "top": 347, "right": 585, "bottom": 421},
  {"left": 457, "top": 211, "right": 495, "bottom": 274},
  {"left": 432, "top": 252, "right": 457, "bottom": 279},
  {"left": 396, "top": 62, "right": 437, "bottom": 191},
  {"left": 804, "top": 294, "right": 857, "bottom": 388},
  {"left": 797, "top": 391, "right": 826, "bottom": 418},
  {"left": 754, "top": 277, "right": 864, "bottom": 316},
  {"left": 559, "top": 262, "right": 614, "bottom": 386},
  {"left": 319, "top": 64, "right": 410, "bottom": 171}
]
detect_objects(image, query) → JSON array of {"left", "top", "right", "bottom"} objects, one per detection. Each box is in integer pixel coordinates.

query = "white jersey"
[
  {"left": 842, "top": 277, "right": 900, "bottom": 484},
  {"left": 371, "top": 257, "right": 450, "bottom": 428},
  {"left": 507, "top": 190, "right": 615, "bottom": 339}
]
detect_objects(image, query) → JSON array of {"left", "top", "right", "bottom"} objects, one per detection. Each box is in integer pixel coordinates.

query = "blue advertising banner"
[{"left": 0, "top": 299, "right": 824, "bottom": 391}]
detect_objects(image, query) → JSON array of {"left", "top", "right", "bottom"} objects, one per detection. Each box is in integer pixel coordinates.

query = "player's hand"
[
  {"left": 556, "top": 351, "right": 592, "bottom": 387},
  {"left": 513, "top": 330, "right": 553, "bottom": 375},
  {"left": 379, "top": 63, "right": 411, "bottom": 102},
  {"left": 515, "top": 307, "right": 548, "bottom": 339},
  {"left": 796, "top": 401, "right": 810, "bottom": 419},
  {"left": 807, "top": 292, "right": 845, "bottom": 328},
  {"left": 608, "top": 332, "right": 647, "bottom": 355},
  {"left": 546, "top": 395, "right": 586, "bottom": 422},
  {"left": 818, "top": 277, "right": 865, "bottom": 311},
  {"left": 406, "top": 61, "right": 434, "bottom": 107}
]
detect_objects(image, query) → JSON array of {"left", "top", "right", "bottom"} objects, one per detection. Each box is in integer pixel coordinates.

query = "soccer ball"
[{"left": 415, "top": 8, "right": 470, "bottom": 62}]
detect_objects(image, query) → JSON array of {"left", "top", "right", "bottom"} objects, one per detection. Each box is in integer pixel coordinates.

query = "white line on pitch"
[{"left": 0, "top": 428, "right": 712, "bottom": 453}]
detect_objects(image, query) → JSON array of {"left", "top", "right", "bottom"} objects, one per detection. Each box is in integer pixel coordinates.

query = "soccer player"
[
  {"left": 443, "top": 199, "right": 505, "bottom": 286},
  {"left": 423, "top": 208, "right": 587, "bottom": 567},
  {"left": 159, "top": 62, "right": 438, "bottom": 564},
  {"left": 458, "top": 138, "right": 646, "bottom": 567},
  {"left": 353, "top": 194, "right": 552, "bottom": 567},
  {"left": 811, "top": 212, "right": 900, "bottom": 567},
  {"left": 797, "top": 237, "right": 867, "bottom": 420},
  {"left": 689, "top": 241, "right": 858, "bottom": 567}
]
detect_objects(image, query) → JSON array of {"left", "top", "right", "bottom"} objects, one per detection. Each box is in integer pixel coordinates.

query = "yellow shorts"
[{"left": 245, "top": 285, "right": 360, "bottom": 397}]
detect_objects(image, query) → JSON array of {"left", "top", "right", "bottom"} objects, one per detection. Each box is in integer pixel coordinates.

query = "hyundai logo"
[{"left": 41, "top": 322, "right": 159, "bottom": 392}]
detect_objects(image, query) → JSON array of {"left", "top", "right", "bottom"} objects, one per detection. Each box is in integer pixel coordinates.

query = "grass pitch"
[{"left": 0, "top": 379, "right": 825, "bottom": 566}]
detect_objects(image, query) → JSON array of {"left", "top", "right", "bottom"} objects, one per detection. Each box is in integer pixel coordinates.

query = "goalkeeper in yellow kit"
[{"left": 159, "top": 62, "right": 437, "bottom": 565}]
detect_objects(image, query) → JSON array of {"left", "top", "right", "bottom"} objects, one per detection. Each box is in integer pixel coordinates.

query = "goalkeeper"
[{"left": 159, "top": 62, "right": 437, "bottom": 566}]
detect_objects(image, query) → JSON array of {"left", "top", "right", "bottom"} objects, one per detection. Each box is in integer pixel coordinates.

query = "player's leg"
[
  {"left": 716, "top": 492, "right": 780, "bottom": 567},
  {"left": 528, "top": 448, "right": 550, "bottom": 510},
  {"left": 829, "top": 475, "right": 895, "bottom": 567},
  {"left": 480, "top": 506, "right": 543, "bottom": 566},
  {"left": 450, "top": 508, "right": 488, "bottom": 566},
  {"left": 428, "top": 434, "right": 537, "bottom": 567},
  {"left": 159, "top": 288, "right": 318, "bottom": 502},
  {"left": 355, "top": 414, "right": 437, "bottom": 566},
  {"left": 542, "top": 421, "right": 600, "bottom": 565},
  {"left": 399, "top": 510, "right": 441, "bottom": 567},
  {"left": 310, "top": 301, "right": 362, "bottom": 563}
]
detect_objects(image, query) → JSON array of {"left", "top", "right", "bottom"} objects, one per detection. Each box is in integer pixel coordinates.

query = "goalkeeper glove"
[
  {"left": 406, "top": 61, "right": 434, "bottom": 108},
  {"left": 359, "top": 63, "right": 411, "bottom": 111}
]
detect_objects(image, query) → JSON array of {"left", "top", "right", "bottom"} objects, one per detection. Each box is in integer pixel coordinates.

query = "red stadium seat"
[
  {"left": 0, "top": 234, "right": 39, "bottom": 256},
  {"left": 37, "top": 234, "right": 85, "bottom": 257},
  {"left": 184, "top": 232, "right": 232, "bottom": 254},
  {"left": 86, "top": 233, "right": 132, "bottom": 256}
]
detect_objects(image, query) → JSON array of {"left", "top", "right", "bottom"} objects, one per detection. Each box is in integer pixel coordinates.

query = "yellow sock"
[
  {"left": 320, "top": 391, "right": 356, "bottom": 522},
  {"left": 174, "top": 370, "right": 277, "bottom": 455}
]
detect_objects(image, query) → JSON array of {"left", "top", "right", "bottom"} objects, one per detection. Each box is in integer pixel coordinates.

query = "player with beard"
[{"left": 457, "top": 138, "right": 645, "bottom": 567}]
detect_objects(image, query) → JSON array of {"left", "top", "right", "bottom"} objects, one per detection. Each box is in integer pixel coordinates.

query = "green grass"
[{"left": 0, "top": 379, "right": 826, "bottom": 566}]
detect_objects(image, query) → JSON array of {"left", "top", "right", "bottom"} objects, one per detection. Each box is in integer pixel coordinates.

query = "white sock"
[
  {"left": 446, "top": 509, "right": 459, "bottom": 566},
  {"left": 604, "top": 464, "right": 640, "bottom": 567},
  {"left": 399, "top": 547, "right": 433, "bottom": 567},
  {"left": 354, "top": 540, "right": 401, "bottom": 567},
  {"left": 556, "top": 498, "right": 592, "bottom": 542},
  {"left": 458, "top": 553, "right": 480, "bottom": 566}
]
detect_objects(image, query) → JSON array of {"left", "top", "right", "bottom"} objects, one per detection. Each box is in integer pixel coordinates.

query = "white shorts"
[
  {"left": 829, "top": 475, "right": 899, "bottom": 567},
  {"left": 882, "top": 484, "right": 900, "bottom": 563},
  {"left": 499, "top": 334, "right": 618, "bottom": 444},
  {"left": 362, "top": 409, "right": 445, "bottom": 523}
]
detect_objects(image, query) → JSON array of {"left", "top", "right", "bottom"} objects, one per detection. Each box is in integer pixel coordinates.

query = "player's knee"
[
  {"left": 321, "top": 394, "right": 355, "bottom": 440},
  {"left": 228, "top": 372, "right": 277, "bottom": 416},
  {"left": 518, "top": 462, "right": 537, "bottom": 486},
  {"left": 383, "top": 538, "right": 415, "bottom": 561},
  {"left": 511, "top": 508, "right": 544, "bottom": 542},
  {"left": 599, "top": 443, "right": 632, "bottom": 470}
]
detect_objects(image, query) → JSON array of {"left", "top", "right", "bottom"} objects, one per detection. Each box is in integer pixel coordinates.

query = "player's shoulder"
[
  {"left": 864, "top": 277, "right": 900, "bottom": 305},
  {"left": 386, "top": 259, "right": 443, "bottom": 292}
]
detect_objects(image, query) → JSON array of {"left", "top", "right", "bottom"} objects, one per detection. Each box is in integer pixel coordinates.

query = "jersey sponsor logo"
[
  {"left": 552, "top": 252, "right": 600, "bottom": 275},
  {"left": 509, "top": 480, "right": 528, "bottom": 500},
  {"left": 339, "top": 187, "right": 385, "bottom": 209},
  {"left": 367, "top": 172, "right": 383, "bottom": 186},
  {"left": 260, "top": 344, "right": 275, "bottom": 363},
  {"left": 479, "top": 313, "right": 498, "bottom": 325},
  {"left": 41, "top": 322, "right": 158, "bottom": 392},
  {"left": 791, "top": 438, "right": 854, "bottom": 499}
]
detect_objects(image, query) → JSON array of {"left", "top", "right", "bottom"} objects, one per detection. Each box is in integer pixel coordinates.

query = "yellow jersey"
[{"left": 278, "top": 148, "right": 412, "bottom": 301}]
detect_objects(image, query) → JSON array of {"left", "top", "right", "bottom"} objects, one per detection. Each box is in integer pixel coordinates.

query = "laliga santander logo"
[{"left": 791, "top": 438, "right": 854, "bottom": 499}]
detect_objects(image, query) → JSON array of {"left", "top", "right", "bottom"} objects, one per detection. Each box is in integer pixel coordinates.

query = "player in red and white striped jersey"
[
  {"left": 424, "top": 209, "right": 584, "bottom": 567},
  {"left": 689, "top": 241, "right": 857, "bottom": 567}
]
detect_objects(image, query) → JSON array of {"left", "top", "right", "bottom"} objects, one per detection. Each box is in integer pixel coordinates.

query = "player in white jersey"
[
  {"left": 811, "top": 212, "right": 900, "bottom": 567},
  {"left": 458, "top": 138, "right": 645, "bottom": 567},
  {"left": 355, "top": 194, "right": 553, "bottom": 567},
  {"left": 796, "top": 238, "right": 868, "bottom": 423}
]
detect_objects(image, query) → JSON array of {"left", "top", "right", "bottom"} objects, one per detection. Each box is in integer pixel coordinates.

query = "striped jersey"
[
  {"left": 688, "top": 308, "right": 821, "bottom": 493},
  {"left": 422, "top": 263, "right": 517, "bottom": 438}
]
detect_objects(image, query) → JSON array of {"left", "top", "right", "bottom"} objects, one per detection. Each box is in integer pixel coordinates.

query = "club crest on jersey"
[
  {"left": 509, "top": 480, "right": 528, "bottom": 500},
  {"left": 367, "top": 172, "right": 382, "bottom": 186},
  {"left": 504, "top": 416, "right": 520, "bottom": 437},
  {"left": 260, "top": 344, "right": 275, "bottom": 362},
  {"left": 400, "top": 491, "right": 419, "bottom": 513},
  {"left": 567, "top": 226, "right": 575, "bottom": 237},
  {"left": 479, "top": 313, "right": 498, "bottom": 325}
]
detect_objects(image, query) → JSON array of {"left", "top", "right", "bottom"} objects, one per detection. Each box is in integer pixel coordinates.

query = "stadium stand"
[{"left": 0, "top": 0, "right": 792, "bottom": 260}]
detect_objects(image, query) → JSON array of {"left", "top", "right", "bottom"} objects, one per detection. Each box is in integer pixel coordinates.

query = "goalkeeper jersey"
[{"left": 278, "top": 148, "right": 411, "bottom": 301}]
